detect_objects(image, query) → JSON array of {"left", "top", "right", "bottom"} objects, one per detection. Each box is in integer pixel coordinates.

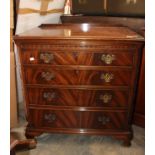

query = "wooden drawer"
[
  {"left": 81, "top": 111, "right": 128, "bottom": 130},
  {"left": 29, "top": 109, "right": 80, "bottom": 129},
  {"left": 21, "top": 50, "right": 133, "bottom": 66},
  {"left": 28, "top": 109, "right": 128, "bottom": 130},
  {"left": 24, "top": 67, "right": 132, "bottom": 86},
  {"left": 27, "top": 88, "right": 129, "bottom": 107}
]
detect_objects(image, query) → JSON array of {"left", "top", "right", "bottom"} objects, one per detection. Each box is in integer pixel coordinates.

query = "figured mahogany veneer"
[
  {"left": 28, "top": 109, "right": 128, "bottom": 130},
  {"left": 21, "top": 50, "right": 134, "bottom": 66},
  {"left": 14, "top": 24, "right": 144, "bottom": 146},
  {"left": 27, "top": 87, "right": 129, "bottom": 107},
  {"left": 24, "top": 67, "right": 132, "bottom": 86}
]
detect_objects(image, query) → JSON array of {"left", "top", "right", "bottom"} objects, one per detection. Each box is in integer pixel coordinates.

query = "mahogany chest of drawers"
[{"left": 14, "top": 24, "right": 144, "bottom": 146}]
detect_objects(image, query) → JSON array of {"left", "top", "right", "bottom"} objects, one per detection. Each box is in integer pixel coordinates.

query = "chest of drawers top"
[{"left": 14, "top": 23, "right": 144, "bottom": 41}]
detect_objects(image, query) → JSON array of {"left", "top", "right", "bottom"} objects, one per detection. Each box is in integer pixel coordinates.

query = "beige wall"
[
  {"left": 10, "top": 0, "right": 14, "bottom": 29},
  {"left": 10, "top": 0, "right": 18, "bottom": 128},
  {"left": 10, "top": 52, "right": 18, "bottom": 128}
]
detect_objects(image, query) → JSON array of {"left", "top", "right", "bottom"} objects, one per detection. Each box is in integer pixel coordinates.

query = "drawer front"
[
  {"left": 29, "top": 109, "right": 80, "bottom": 129},
  {"left": 81, "top": 111, "right": 128, "bottom": 130},
  {"left": 28, "top": 109, "right": 128, "bottom": 130},
  {"left": 24, "top": 67, "right": 132, "bottom": 86},
  {"left": 21, "top": 50, "right": 133, "bottom": 66},
  {"left": 27, "top": 88, "right": 129, "bottom": 107}
]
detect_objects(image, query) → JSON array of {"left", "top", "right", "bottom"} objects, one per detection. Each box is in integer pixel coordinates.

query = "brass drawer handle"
[
  {"left": 100, "top": 73, "right": 114, "bottom": 83},
  {"left": 100, "top": 94, "right": 112, "bottom": 103},
  {"left": 101, "top": 54, "right": 115, "bottom": 64},
  {"left": 43, "top": 92, "right": 56, "bottom": 101},
  {"left": 40, "top": 53, "right": 54, "bottom": 63},
  {"left": 98, "top": 115, "right": 110, "bottom": 125},
  {"left": 41, "top": 72, "right": 55, "bottom": 81},
  {"left": 44, "top": 113, "right": 56, "bottom": 123}
]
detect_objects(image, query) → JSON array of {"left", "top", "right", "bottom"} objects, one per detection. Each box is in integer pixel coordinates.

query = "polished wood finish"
[
  {"left": 15, "top": 23, "right": 143, "bottom": 40},
  {"left": 61, "top": 16, "right": 145, "bottom": 128},
  {"left": 81, "top": 111, "right": 128, "bottom": 130},
  {"left": 133, "top": 29, "right": 145, "bottom": 127},
  {"left": 14, "top": 24, "right": 144, "bottom": 146},
  {"left": 28, "top": 109, "right": 128, "bottom": 130},
  {"left": 27, "top": 87, "right": 129, "bottom": 107},
  {"left": 133, "top": 49, "right": 145, "bottom": 127},
  {"left": 24, "top": 67, "right": 132, "bottom": 86},
  {"left": 21, "top": 49, "right": 134, "bottom": 66},
  {"left": 61, "top": 16, "right": 144, "bottom": 34}
]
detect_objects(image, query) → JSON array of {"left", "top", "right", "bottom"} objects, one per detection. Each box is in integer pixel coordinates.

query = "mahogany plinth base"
[{"left": 25, "top": 127, "right": 133, "bottom": 147}]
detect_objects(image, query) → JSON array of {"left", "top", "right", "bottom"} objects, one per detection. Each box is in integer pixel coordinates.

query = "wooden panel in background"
[{"left": 72, "top": 0, "right": 145, "bottom": 17}]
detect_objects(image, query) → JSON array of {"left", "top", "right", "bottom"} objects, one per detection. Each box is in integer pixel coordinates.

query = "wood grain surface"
[{"left": 14, "top": 24, "right": 144, "bottom": 146}]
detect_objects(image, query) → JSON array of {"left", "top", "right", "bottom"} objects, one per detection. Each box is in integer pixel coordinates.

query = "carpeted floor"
[{"left": 11, "top": 123, "right": 144, "bottom": 155}]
